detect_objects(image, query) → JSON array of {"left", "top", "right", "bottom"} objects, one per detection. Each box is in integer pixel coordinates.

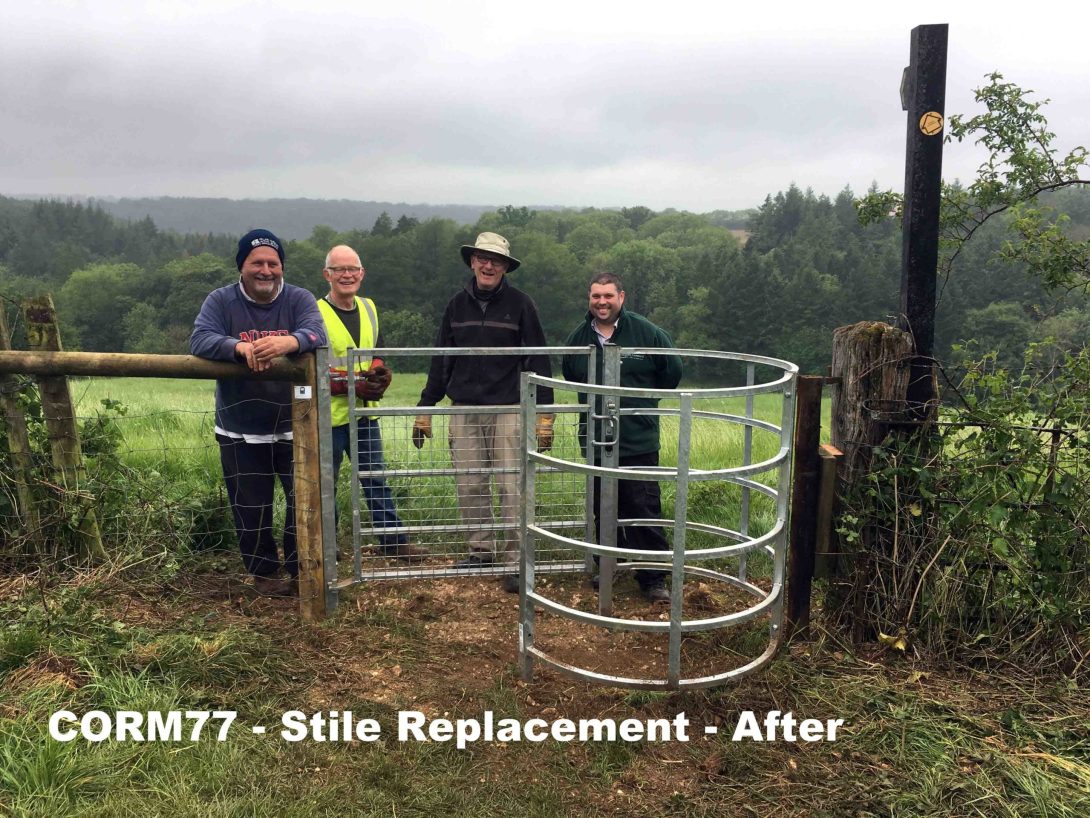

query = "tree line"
[{"left": 1, "top": 188, "right": 1087, "bottom": 375}]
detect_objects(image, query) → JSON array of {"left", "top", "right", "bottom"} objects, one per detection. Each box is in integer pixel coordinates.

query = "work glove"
[
  {"left": 536, "top": 414, "right": 555, "bottom": 452},
  {"left": 329, "top": 368, "right": 349, "bottom": 396},
  {"left": 363, "top": 365, "right": 392, "bottom": 398},
  {"left": 412, "top": 415, "right": 432, "bottom": 449},
  {"left": 354, "top": 379, "right": 385, "bottom": 401}
]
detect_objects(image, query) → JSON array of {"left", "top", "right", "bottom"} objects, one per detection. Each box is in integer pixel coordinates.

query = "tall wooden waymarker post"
[
  {"left": 826, "top": 26, "right": 949, "bottom": 639},
  {"left": 898, "top": 24, "right": 948, "bottom": 420}
]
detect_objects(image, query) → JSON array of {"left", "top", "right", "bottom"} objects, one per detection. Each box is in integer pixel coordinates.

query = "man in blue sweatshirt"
[{"left": 191, "top": 229, "right": 327, "bottom": 597}]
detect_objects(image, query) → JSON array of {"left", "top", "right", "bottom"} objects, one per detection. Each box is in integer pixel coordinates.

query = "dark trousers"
[
  {"left": 216, "top": 435, "right": 297, "bottom": 579},
  {"left": 593, "top": 450, "right": 669, "bottom": 588},
  {"left": 330, "top": 418, "right": 406, "bottom": 546}
]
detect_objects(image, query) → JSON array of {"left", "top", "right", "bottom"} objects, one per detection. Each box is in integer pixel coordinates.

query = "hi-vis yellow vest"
[{"left": 316, "top": 296, "right": 379, "bottom": 427}]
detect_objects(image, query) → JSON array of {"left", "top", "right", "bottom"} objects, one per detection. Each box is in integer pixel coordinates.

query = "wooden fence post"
[
  {"left": 829, "top": 321, "right": 916, "bottom": 640},
  {"left": 22, "top": 296, "right": 105, "bottom": 562},
  {"left": 0, "top": 305, "right": 43, "bottom": 554},
  {"left": 785, "top": 375, "right": 824, "bottom": 640},
  {"left": 292, "top": 352, "right": 327, "bottom": 622},
  {"left": 830, "top": 322, "right": 914, "bottom": 482}
]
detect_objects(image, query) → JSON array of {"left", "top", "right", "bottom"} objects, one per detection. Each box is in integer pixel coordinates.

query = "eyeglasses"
[
  {"left": 472, "top": 253, "right": 508, "bottom": 268},
  {"left": 327, "top": 266, "right": 364, "bottom": 275}
]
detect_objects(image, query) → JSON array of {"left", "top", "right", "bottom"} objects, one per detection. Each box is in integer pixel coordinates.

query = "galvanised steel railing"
[{"left": 517, "top": 347, "right": 798, "bottom": 690}]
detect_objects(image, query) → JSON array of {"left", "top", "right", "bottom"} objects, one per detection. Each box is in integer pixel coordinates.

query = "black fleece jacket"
[{"left": 418, "top": 276, "right": 554, "bottom": 406}]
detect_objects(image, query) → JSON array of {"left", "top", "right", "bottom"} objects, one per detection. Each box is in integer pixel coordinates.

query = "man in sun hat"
[
  {"left": 190, "top": 228, "right": 327, "bottom": 597},
  {"left": 412, "top": 231, "right": 554, "bottom": 592}
]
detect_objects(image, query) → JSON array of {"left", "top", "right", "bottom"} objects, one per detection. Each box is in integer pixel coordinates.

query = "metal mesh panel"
[{"left": 331, "top": 347, "right": 593, "bottom": 586}]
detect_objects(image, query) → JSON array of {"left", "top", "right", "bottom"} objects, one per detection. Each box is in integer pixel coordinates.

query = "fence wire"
[
  {"left": 0, "top": 376, "right": 324, "bottom": 602},
  {"left": 333, "top": 349, "right": 591, "bottom": 584}
]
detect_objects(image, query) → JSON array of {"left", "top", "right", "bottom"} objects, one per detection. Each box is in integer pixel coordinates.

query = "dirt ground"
[{"left": 166, "top": 566, "right": 776, "bottom": 703}]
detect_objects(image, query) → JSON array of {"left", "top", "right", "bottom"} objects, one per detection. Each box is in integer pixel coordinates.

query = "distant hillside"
[
  {"left": 53, "top": 197, "right": 502, "bottom": 240},
  {"left": 8, "top": 195, "right": 757, "bottom": 241}
]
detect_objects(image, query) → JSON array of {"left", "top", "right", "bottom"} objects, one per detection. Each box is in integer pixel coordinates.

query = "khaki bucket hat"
[{"left": 460, "top": 232, "right": 521, "bottom": 272}]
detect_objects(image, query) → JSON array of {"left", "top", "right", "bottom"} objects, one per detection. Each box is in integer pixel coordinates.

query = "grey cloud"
[{"left": 2, "top": 7, "right": 1087, "bottom": 212}]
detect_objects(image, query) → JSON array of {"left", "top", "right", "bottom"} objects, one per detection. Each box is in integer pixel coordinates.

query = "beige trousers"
[{"left": 449, "top": 411, "right": 520, "bottom": 564}]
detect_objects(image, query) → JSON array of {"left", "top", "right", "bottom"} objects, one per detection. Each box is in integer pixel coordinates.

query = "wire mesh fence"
[
  {"left": 826, "top": 408, "right": 1090, "bottom": 672},
  {"left": 0, "top": 374, "right": 239, "bottom": 565},
  {"left": 331, "top": 348, "right": 594, "bottom": 585},
  {"left": 0, "top": 372, "right": 305, "bottom": 604}
]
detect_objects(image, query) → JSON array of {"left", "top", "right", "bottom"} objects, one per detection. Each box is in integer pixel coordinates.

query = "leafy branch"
[{"left": 857, "top": 72, "right": 1090, "bottom": 291}]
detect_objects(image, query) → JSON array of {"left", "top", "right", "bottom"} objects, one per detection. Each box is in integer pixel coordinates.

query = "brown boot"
[
  {"left": 378, "top": 542, "right": 429, "bottom": 563},
  {"left": 254, "top": 576, "right": 295, "bottom": 597}
]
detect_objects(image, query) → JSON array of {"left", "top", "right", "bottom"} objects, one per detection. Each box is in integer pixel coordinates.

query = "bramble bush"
[
  {"left": 841, "top": 73, "right": 1090, "bottom": 673},
  {"left": 835, "top": 342, "right": 1089, "bottom": 673}
]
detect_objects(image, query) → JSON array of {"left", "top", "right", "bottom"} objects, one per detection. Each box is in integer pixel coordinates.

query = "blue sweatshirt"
[{"left": 190, "top": 282, "right": 327, "bottom": 436}]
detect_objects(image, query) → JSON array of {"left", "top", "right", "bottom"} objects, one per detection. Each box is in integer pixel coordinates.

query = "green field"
[{"left": 70, "top": 374, "right": 814, "bottom": 556}]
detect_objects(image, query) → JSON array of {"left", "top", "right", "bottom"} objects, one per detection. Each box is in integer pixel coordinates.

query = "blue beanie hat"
[{"left": 236, "top": 228, "right": 285, "bottom": 270}]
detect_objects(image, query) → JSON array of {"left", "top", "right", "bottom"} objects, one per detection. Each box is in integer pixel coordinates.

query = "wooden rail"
[{"left": 0, "top": 350, "right": 308, "bottom": 382}]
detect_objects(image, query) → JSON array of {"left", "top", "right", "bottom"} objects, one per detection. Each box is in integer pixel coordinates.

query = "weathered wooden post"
[
  {"left": 0, "top": 305, "right": 43, "bottom": 554},
  {"left": 829, "top": 321, "right": 914, "bottom": 639},
  {"left": 785, "top": 375, "right": 823, "bottom": 640},
  {"left": 22, "top": 296, "right": 105, "bottom": 562},
  {"left": 291, "top": 351, "right": 328, "bottom": 622},
  {"left": 830, "top": 323, "right": 914, "bottom": 482}
]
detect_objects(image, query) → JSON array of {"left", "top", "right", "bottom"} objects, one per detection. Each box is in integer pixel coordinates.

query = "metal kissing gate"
[
  {"left": 517, "top": 347, "right": 798, "bottom": 689},
  {"left": 327, "top": 345, "right": 797, "bottom": 690}
]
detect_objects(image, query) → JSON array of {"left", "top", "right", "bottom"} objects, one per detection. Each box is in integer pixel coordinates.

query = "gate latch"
[{"left": 591, "top": 398, "right": 619, "bottom": 450}]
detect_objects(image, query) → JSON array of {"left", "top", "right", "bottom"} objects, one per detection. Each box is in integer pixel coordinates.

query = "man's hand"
[
  {"left": 412, "top": 415, "right": 432, "bottom": 449},
  {"left": 536, "top": 414, "right": 555, "bottom": 452},
  {"left": 236, "top": 335, "right": 300, "bottom": 372}
]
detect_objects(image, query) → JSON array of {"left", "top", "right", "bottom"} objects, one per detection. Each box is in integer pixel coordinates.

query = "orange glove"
[
  {"left": 412, "top": 415, "right": 432, "bottom": 448},
  {"left": 536, "top": 414, "right": 555, "bottom": 452}
]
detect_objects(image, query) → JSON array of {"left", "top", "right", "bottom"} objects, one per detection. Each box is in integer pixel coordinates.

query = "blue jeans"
[{"left": 331, "top": 419, "right": 406, "bottom": 546}]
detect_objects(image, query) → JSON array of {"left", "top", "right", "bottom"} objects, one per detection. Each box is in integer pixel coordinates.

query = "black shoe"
[
  {"left": 640, "top": 583, "right": 671, "bottom": 604},
  {"left": 591, "top": 573, "right": 619, "bottom": 591},
  {"left": 500, "top": 574, "right": 519, "bottom": 594},
  {"left": 455, "top": 554, "right": 493, "bottom": 569}
]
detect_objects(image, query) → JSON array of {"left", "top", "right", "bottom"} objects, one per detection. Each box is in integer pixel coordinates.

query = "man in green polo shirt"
[
  {"left": 562, "top": 272, "right": 683, "bottom": 603},
  {"left": 318, "top": 244, "right": 425, "bottom": 562}
]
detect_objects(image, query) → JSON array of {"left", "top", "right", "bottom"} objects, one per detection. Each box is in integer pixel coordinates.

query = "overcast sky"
[{"left": 3, "top": 1, "right": 1086, "bottom": 212}]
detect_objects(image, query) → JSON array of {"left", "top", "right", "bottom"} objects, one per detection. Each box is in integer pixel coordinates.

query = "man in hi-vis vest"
[{"left": 318, "top": 245, "right": 426, "bottom": 562}]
